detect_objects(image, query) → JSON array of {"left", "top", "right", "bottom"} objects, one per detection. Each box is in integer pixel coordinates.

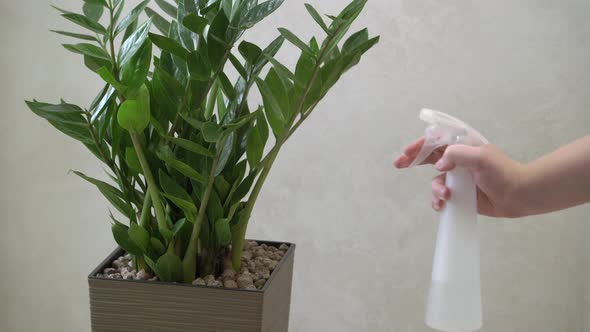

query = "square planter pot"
[{"left": 88, "top": 240, "right": 295, "bottom": 332}]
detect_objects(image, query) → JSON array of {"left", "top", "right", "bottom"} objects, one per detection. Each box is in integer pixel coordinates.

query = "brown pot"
[{"left": 88, "top": 240, "right": 295, "bottom": 332}]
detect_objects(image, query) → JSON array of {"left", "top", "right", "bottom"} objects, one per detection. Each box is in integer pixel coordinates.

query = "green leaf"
[
  {"left": 84, "top": 55, "right": 111, "bottom": 72},
  {"left": 112, "top": 223, "right": 143, "bottom": 255},
  {"left": 214, "top": 218, "right": 231, "bottom": 246},
  {"left": 25, "top": 100, "right": 94, "bottom": 144},
  {"left": 119, "top": 40, "right": 152, "bottom": 92},
  {"left": 239, "top": 0, "right": 285, "bottom": 29},
  {"left": 180, "top": 113, "right": 204, "bottom": 130},
  {"left": 144, "top": 255, "right": 159, "bottom": 275},
  {"left": 172, "top": 218, "right": 188, "bottom": 236},
  {"left": 207, "top": 10, "right": 230, "bottom": 70},
  {"left": 246, "top": 122, "right": 263, "bottom": 168},
  {"left": 232, "top": 171, "right": 257, "bottom": 204},
  {"left": 63, "top": 43, "right": 111, "bottom": 62},
  {"left": 51, "top": 30, "right": 97, "bottom": 41},
  {"left": 145, "top": 7, "right": 171, "bottom": 35},
  {"left": 62, "top": 12, "right": 107, "bottom": 34},
  {"left": 202, "top": 122, "right": 223, "bottom": 143},
  {"left": 118, "top": 19, "right": 152, "bottom": 66},
  {"left": 96, "top": 67, "right": 126, "bottom": 93},
  {"left": 165, "top": 136, "right": 214, "bottom": 157},
  {"left": 159, "top": 170, "right": 197, "bottom": 218},
  {"left": 128, "top": 223, "right": 150, "bottom": 252},
  {"left": 217, "top": 92, "right": 228, "bottom": 120},
  {"left": 83, "top": 2, "right": 104, "bottom": 21},
  {"left": 85, "top": 0, "right": 108, "bottom": 6},
  {"left": 125, "top": 147, "right": 143, "bottom": 173},
  {"left": 304, "top": 3, "right": 328, "bottom": 34},
  {"left": 214, "top": 132, "right": 234, "bottom": 176},
  {"left": 72, "top": 171, "right": 135, "bottom": 218},
  {"left": 229, "top": 53, "right": 248, "bottom": 79},
  {"left": 149, "top": 237, "right": 166, "bottom": 257},
  {"left": 204, "top": 80, "right": 219, "bottom": 120},
  {"left": 255, "top": 77, "right": 285, "bottom": 137},
  {"left": 238, "top": 40, "right": 262, "bottom": 65},
  {"left": 149, "top": 33, "right": 189, "bottom": 59},
  {"left": 115, "top": 0, "right": 150, "bottom": 36},
  {"left": 187, "top": 51, "right": 210, "bottom": 81},
  {"left": 117, "top": 85, "right": 150, "bottom": 133},
  {"left": 152, "top": 68, "right": 183, "bottom": 116},
  {"left": 264, "top": 55, "right": 295, "bottom": 82},
  {"left": 277, "top": 28, "right": 314, "bottom": 57},
  {"left": 159, "top": 156, "right": 206, "bottom": 183},
  {"left": 182, "top": 14, "right": 208, "bottom": 35},
  {"left": 222, "top": 110, "right": 259, "bottom": 132},
  {"left": 155, "top": 0, "right": 177, "bottom": 17},
  {"left": 218, "top": 72, "right": 235, "bottom": 100},
  {"left": 342, "top": 28, "right": 368, "bottom": 54},
  {"left": 257, "top": 110, "right": 269, "bottom": 146},
  {"left": 266, "top": 68, "right": 290, "bottom": 118},
  {"left": 156, "top": 253, "right": 182, "bottom": 282},
  {"left": 295, "top": 51, "right": 314, "bottom": 89}
]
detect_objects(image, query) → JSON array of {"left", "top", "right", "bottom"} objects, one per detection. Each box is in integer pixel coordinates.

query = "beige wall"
[{"left": 1, "top": 0, "right": 589, "bottom": 331}]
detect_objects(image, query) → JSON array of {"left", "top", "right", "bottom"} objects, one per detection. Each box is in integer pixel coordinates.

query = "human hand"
[{"left": 394, "top": 137, "right": 526, "bottom": 218}]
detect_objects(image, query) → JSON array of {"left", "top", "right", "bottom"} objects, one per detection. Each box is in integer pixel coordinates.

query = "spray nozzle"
[{"left": 408, "top": 109, "right": 488, "bottom": 167}]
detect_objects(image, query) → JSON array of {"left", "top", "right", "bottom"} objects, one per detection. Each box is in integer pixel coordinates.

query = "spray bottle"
[{"left": 409, "top": 109, "right": 488, "bottom": 331}]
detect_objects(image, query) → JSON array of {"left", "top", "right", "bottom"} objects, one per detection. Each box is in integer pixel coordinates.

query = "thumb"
[{"left": 435, "top": 144, "right": 483, "bottom": 172}]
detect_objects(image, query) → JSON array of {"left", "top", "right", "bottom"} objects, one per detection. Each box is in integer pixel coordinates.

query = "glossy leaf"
[
  {"left": 255, "top": 77, "right": 285, "bottom": 136},
  {"left": 156, "top": 253, "right": 183, "bottom": 282},
  {"left": 165, "top": 136, "right": 214, "bottom": 157},
  {"left": 155, "top": 0, "right": 177, "bottom": 17},
  {"left": 278, "top": 28, "right": 314, "bottom": 57},
  {"left": 187, "top": 51, "right": 210, "bottom": 81},
  {"left": 63, "top": 43, "right": 111, "bottom": 62},
  {"left": 125, "top": 147, "right": 143, "bottom": 173},
  {"left": 118, "top": 19, "right": 152, "bottom": 66},
  {"left": 214, "top": 132, "right": 234, "bottom": 176},
  {"left": 112, "top": 223, "right": 143, "bottom": 255},
  {"left": 145, "top": 7, "right": 171, "bottom": 35},
  {"left": 265, "top": 68, "right": 290, "bottom": 118},
  {"left": 96, "top": 67, "right": 126, "bottom": 93},
  {"left": 62, "top": 12, "right": 107, "bottom": 34},
  {"left": 182, "top": 13, "right": 208, "bottom": 35},
  {"left": 128, "top": 223, "right": 150, "bottom": 252},
  {"left": 149, "top": 33, "right": 189, "bottom": 59},
  {"left": 72, "top": 171, "right": 134, "bottom": 218},
  {"left": 202, "top": 122, "right": 223, "bottom": 143},
  {"left": 239, "top": 0, "right": 285, "bottom": 29},
  {"left": 246, "top": 122, "right": 263, "bottom": 168},
  {"left": 159, "top": 156, "right": 205, "bottom": 183},
  {"left": 342, "top": 28, "right": 368, "bottom": 54},
  {"left": 207, "top": 11, "right": 230, "bottom": 70},
  {"left": 115, "top": 0, "right": 150, "bottom": 36},
  {"left": 229, "top": 53, "right": 248, "bottom": 79},
  {"left": 218, "top": 72, "right": 235, "bottom": 100},
  {"left": 119, "top": 40, "right": 152, "bottom": 92},
  {"left": 51, "top": 30, "right": 97, "bottom": 41},
  {"left": 25, "top": 100, "right": 94, "bottom": 144},
  {"left": 83, "top": 2, "right": 104, "bottom": 21},
  {"left": 214, "top": 218, "right": 231, "bottom": 246},
  {"left": 304, "top": 3, "right": 328, "bottom": 34},
  {"left": 159, "top": 170, "right": 197, "bottom": 218},
  {"left": 238, "top": 40, "right": 262, "bottom": 65}
]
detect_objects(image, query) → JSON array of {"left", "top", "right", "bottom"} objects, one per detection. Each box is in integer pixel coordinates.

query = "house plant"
[{"left": 27, "top": 0, "right": 378, "bottom": 330}]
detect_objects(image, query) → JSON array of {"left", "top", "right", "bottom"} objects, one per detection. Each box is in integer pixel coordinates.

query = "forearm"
[{"left": 513, "top": 135, "right": 590, "bottom": 216}]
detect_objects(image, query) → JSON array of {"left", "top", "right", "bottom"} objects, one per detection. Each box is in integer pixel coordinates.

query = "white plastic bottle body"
[{"left": 426, "top": 167, "right": 482, "bottom": 332}]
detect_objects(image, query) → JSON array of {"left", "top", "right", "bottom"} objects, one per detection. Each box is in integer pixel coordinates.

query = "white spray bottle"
[{"left": 409, "top": 109, "right": 488, "bottom": 332}]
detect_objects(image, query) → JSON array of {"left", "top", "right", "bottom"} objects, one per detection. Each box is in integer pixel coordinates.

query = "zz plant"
[{"left": 27, "top": 0, "right": 378, "bottom": 283}]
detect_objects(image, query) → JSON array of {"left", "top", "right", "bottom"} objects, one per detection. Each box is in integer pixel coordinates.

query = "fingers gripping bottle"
[{"left": 409, "top": 109, "right": 489, "bottom": 332}]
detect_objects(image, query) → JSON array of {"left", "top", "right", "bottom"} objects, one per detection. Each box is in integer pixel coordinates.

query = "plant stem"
[
  {"left": 181, "top": 136, "right": 227, "bottom": 282},
  {"left": 130, "top": 133, "right": 170, "bottom": 239},
  {"left": 139, "top": 192, "right": 152, "bottom": 228},
  {"left": 230, "top": 31, "right": 337, "bottom": 270}
]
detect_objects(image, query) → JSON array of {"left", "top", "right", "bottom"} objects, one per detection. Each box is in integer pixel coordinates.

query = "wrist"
[{"left": 503, "top": 162, "right": 534, "bottom": 218}]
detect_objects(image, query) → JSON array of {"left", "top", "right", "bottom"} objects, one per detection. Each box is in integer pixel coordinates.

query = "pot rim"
[{"left": 88, "top": 239, "right": 295, "bottom": 293}]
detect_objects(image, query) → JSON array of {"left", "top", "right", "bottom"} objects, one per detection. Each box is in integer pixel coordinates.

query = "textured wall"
[{"left": 1, "top": 0, "right": 589, "bottom": 331}]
